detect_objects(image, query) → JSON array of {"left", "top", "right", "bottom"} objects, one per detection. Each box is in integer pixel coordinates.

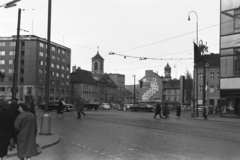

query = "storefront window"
[{"left": 221, "top": 98, "right": 235, "bottom": 114}]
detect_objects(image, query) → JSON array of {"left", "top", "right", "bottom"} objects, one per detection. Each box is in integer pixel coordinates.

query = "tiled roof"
[
  {"left": 196, "top": 53, "right": 220, "bottom": 67},
  {"left": 71, "top": 68, "right": 97, "bottom": 85},
  {"left": 92, "top": 52, "right": 104, "bottom": 61},
  {"left": 165, "top": 79, "right": 180, "bottom": 89}
]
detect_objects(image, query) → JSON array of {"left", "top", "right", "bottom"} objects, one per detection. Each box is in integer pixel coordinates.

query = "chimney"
[{"left": 72, "top": 66, "right": 76, "bottom": 72}]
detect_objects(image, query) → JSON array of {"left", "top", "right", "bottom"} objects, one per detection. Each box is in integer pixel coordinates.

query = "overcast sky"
[{"left": 0, "top": 0, "right": 220, "bottom": 85}]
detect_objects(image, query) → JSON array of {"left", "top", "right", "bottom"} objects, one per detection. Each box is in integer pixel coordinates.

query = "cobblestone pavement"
[{"left": 8, "top": 109, "right": 240, "bottom": 160}]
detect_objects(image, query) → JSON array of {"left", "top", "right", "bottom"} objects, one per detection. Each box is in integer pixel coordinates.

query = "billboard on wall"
[{"left": 142, "top": 78, "right": 156, "bottom": 88}]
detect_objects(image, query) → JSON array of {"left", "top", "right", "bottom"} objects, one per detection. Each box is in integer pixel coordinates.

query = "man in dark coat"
[
  {"left": 176, "top": 104, "right": 181, "bottom": 118},
  {"left": 8, "top": 98, "right": 20, "bottom": 121},
  {"left": 56, "top": 98, "right": 64, "bottom": 118},
  {"left": 0, "top": 100, "right": 14, "bottom": 159},
  {"left": 154, "top": 102, "right": 162, "bottom": 119}
]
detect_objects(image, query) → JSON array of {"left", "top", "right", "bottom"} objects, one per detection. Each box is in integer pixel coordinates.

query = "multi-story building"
[
  {"left": 220, "top": 1, "right": 240, "bottom": 116},
  {"left": 70, "top": 67, "right": 98, "bottom": 102},
  {"left": 0, "top": 35, "right": 71, "bottom": 104},
  {"left": 91, "top": 49, "right": 117, "bottom": 103},
  {"left": 195, "top": 53, "right": 220, "bottom": 107},
  {"left": 125, "top": 85, "right": 139, "bottom": 103},
  {"left": 108, "top": 73, "right": 125, "bottom": 103},
  {"left": 139, "top": 64, "right": 172, "bottom": 101}
]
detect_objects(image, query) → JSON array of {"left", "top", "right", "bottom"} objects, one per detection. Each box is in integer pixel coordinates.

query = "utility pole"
[
  {"left": 133, "top": 75, "right": 135, "bottom": 106},
  {"left": 12, "top": 8, "right": 21, "bottom": 100},
  {"left": 39, "top": 0, "right": 52, "bottom": 135}
]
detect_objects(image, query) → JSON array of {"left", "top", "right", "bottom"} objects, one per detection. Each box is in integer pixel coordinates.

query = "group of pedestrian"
[
  {"left": 154, "top": 103, "right": 182, "bottom": 119},
  {"left": 0, "top": 98, "right": 39, "bottom": 160}
]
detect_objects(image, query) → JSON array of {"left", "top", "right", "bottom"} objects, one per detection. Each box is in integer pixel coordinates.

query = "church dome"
[{"left": 164, "top": 63, "right": 171, "bottom": 70}]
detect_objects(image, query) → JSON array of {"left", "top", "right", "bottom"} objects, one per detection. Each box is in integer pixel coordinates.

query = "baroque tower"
[
  {"left": 91, "top": 46, "right": 104, "bottom": 74},
  {"left": 164, "top": 63, "right": 171, "bottom": 78}
]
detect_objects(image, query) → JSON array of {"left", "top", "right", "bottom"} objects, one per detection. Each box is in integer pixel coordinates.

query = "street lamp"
[
  {"left": 0, "top": 0, "right": 21, "bottom": 8},
  {"left": 188, "top": 10, "right": 198, "bottom": 118},
  {"left": 133, "top": 75, "right": 136, "bottom": 106},
  {"left": 188, "top": 11, "right": 198, "bottom": 45},
  {"left": 39, "top": 0, "right": 52, "bottom": 135}
]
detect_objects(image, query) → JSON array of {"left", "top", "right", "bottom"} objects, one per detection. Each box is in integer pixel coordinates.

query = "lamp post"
[
  {"left": 39, "top": 0, "right": 52, "bottom": 135},
  {"left": 0, "top": 0, "right": 21, "bottom": 8},
  {"left": 188, "top": 10, "right": 198, "bottom": 118},
  {"left": 133, "top": 75, "right": 136, "bottom": 106}
]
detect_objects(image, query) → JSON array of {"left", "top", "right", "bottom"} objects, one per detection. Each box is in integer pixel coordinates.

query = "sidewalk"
[
  {"left": 7, "top": 133, "right": 60, "bottom": 158},
  {"left": 183, "top": 113, "right": 240, "bottom": 123}
]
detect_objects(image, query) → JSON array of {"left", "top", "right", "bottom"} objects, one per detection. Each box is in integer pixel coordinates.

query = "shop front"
[{"left": 220, "top": 90, "right": 240, "bottom": 117}]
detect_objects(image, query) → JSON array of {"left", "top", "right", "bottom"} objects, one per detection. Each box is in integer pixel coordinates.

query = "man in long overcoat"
[
  {"left": 14, "top": 103, "right": 38, "bottom": 159},
  {"left": 76, "top": 98, "right": 86, "bottom": 119},
  {"left": 8, "top": 98, "right": 20, "bottom": 121},
  {"left": 176, "top": 104, "right": 181, "bottom": 118},
  {"left": 154, "top": 102, "right": 162, "bottom": 119}
]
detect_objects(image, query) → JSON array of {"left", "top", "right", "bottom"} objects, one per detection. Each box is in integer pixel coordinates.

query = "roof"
[
  {"left": 92, "top": 52, "right": 104, "bottom": 61},
  {"left": 195, "top": 53, "right": 220, "bottom": 67},
  {"left": 70, "top": 68, "right": 97, "bottom": 85},
  {"left": 93, "top": 74, "right": 118, "bottom": 88},
  {"left": 165, "top": 79, "right": 180, "bottom": 89}
]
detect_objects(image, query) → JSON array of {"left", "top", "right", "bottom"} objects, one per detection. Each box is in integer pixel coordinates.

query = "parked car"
[
  {"left": 112, "top": 103, "right": 120, "bottom": 109},
  {"left": 99, "top": 103, "right": 111, "bottom": 110},
  {"left": 130, "top": 103, "right": 155, "bottom": 112},
  {"left": 39, "top": 100, "right": 74, "bottom": 112},
  {"left": 126, "top": 104, "right": 134, "bottom": 109}
]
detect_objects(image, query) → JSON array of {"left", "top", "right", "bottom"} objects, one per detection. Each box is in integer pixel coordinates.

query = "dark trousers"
[
  {"left": 154, "top": 111, "right": 162, "bottom": 118},
  {"left": 77, "top": 111, "right": 85, "bottom": 118}
]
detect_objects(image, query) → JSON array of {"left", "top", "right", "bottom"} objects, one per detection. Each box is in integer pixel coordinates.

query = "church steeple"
[
  {"left": 164, "top": 63, "right": 171, "bottom": 78},
  {"left": 91, "top": 46, "right": 104, "bottom": 74}
]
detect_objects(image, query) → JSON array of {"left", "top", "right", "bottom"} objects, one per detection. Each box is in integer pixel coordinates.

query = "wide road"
[{"left": 9, "top": 109, "right": 240, "bottom": 160}]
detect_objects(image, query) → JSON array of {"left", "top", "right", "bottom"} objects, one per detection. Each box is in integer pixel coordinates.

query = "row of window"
[
  {"left": 198, "top": 85, "right": 220, "bottom": 93},
  {"left": 0, "top": 60, "right": 14, "bottom": 65},
  {"left": 0, "top": 51, "right": 15, "bottom": 56},
  {"left": 39, "top": 69, "right": 70, "bottom": 79},
  {"left": 0, "top": 42, "right": 16, "bottom": 47},
  {"left": 38, "top": 78, "right": 69, "bottom": 86},
  {"left": 0, "top": 69, "right": 14, "bottom": 74},
  {"left": 39, "top": 42, "right": 70, "bottom": 57},
  {"left": 39, "top": 60, "right": 69, "bottom": 71},
  {"left": 198, "top": 72, "right": 219, "bottom": 80},
  {"left": 82, "top": 84, "right": 98, "bottom": 92},
  {"left": 39, "top": 52, "right": 67, "bottom": 62}
]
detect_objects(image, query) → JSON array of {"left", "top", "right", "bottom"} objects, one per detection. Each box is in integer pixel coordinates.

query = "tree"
[{"left": 185, "top": 70, "right": 193, "bottom": 104}]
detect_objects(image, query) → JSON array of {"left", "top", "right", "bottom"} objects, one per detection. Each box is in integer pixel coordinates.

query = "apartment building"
[{"left": 0, "top": 35, "right": 71, "bottom": 104}]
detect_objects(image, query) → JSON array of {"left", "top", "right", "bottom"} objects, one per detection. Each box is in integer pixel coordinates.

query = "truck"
[{"left": 84, "top": 99, "right": 100, "bottom": 110}]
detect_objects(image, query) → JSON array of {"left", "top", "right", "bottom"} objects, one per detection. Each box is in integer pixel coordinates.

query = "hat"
[
  {"left": 0, "top": 101, "right": 9, "bottom": 110},
  {"left": 20, "top": 103, "right": 29, "bottom": 111}
]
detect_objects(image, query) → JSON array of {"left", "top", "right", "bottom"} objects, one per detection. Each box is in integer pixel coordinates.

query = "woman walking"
[
  {"left": 14, "top": 103, "right": 38, "bottom": 160},
  {"left": 0, "top": 101, "right": 14, "bottom": 160}
]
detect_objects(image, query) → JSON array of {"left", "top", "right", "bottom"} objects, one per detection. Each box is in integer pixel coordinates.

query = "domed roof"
[{"left": 164, "top": 63, "right": 171, "bottom": 70}]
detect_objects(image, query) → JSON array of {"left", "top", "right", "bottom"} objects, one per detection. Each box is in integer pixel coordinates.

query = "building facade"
[
  {"left": 108, "top": 73, "right": 125, "bottom": 103},
  {"left": 195, "top": 54, "right": 220, "bottom": 107},
  {"left": 0, "top": 35, "right": 71, "bottom": 104},
  {"left": 220, "top": 0, "right": 240, "bottom": 116}
]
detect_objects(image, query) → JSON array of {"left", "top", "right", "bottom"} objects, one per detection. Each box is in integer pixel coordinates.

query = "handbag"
[{"left": 36, "top": 144, "right": 42, "bottom": 154}]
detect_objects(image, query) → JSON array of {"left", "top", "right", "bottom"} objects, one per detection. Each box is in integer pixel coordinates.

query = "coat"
[
  {"left": 176, "top": 106, "right": 181, "bottom": 116},
  {"left": 0, "top": 110, "right": 14, "bottom": 157},
  {"left": 14, "top": 112, "right": 38, "bottom": 158},
  {"left": 8, "top": 102, "right": 20, "bottom": 121},
  {"left": 155, "top": 103, "right": 161, "bottom": 113},
  {"left": 29, "top": 101, "right": 36, "bottom": 115},
  {"left": 75, "top": 100, "right": 84, "bottom": 112}
]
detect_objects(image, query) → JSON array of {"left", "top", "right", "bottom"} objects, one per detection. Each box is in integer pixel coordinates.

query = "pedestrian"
[
  {"left": 80, "top": 98, "right": 86, "bottom": 117},
  {"left": 8, "top": 98, "right": 20, "bottom": 121},
  {"left": 56, "top": 98, "right": 64, "bottom": 118},
  {"left": 14, "top": 103, "right": 39, "bottom": 160},
  {"left": 176, "top": 104, "right": 181, "bottom": 118},
  {"left": 162, "top": 103, "right": 170, "bottom": 119},
  {"left": 0, "top": 100, "right": 14, "bottom": 160},
  {"left": 29, "top": 99, "right": 36, "bottom": 117},
  {"left": 203, "top": 106, "right": 208, "bottom": 120},
  {"left": 154, "top": 102, "right": 162, "bottom": 119},
  {"left": 75, "top": 99, "right": 81, "bottom": 119}
]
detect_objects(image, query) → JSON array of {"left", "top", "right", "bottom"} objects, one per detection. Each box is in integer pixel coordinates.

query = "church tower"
[
  {"left": 91, "top": 46, "right": 104, "bottom": 74},
  {"left": 164, "top": 63, "right": 171, "bottom": 78}
]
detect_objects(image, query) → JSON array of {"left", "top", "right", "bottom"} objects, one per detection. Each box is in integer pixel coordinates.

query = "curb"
[
  {"left": 186, "top": 117, "right": 240, "bottom": 124},
  {"left": 7, "top": 134, "right": 61, "bottom": 158}
]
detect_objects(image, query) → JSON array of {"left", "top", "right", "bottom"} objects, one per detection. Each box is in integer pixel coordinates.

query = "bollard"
[{"left": 39, "top": 113, "right": 52, "bottom": 135}]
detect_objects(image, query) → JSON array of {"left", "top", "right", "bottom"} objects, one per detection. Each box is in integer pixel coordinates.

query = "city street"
[{"left": 8, "top": 109, "right": 240, "bottom": 160}]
